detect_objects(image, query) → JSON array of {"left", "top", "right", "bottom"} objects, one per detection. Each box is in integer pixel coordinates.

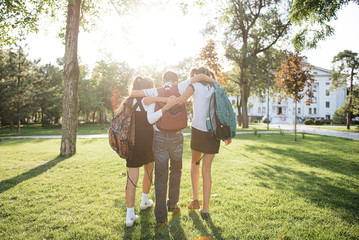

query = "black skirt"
[
  {"left": 190, "top": 127, "right": 220, "bottom": 154},
  {"left": 126, "top": 102, "right": 154, "bottom": 168}
]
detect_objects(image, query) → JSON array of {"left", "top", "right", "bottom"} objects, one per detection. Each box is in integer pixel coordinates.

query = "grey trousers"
[{"left": 153, "top": 131, "right": 183, "bottom": 222}]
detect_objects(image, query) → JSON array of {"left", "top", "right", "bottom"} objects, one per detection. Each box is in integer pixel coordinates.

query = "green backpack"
[{"left": 206, "top": 83, "right": 236, "bottom": 140}]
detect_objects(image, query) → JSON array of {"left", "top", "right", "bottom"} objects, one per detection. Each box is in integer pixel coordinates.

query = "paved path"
[
  {"left": 267, "top": 124, "right": 359, "bottom": 141},
  {"left": 0, "top": 125, "right": 358, "bottom": 140}
]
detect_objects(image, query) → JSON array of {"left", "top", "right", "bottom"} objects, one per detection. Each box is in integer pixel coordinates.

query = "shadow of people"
[
  {"left": 168, "top": 212, "right": 187, "bottom": 239},
  {"left": 189, "top": 211, "right": 210, "bottom": 237},
  {"left": 0, "top": 155, "right": 68, "bottom": 194}
]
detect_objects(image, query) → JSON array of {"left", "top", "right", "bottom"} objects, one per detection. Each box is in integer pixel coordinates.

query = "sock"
[
  {"left": 126, "top": 207, "right": 135, "bottom": 220},
  {"left": 141, "top": 193, "right": 149, "bottom": 204}
]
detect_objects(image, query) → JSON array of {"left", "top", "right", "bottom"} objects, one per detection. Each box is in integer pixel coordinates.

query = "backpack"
[
  {"left": 206, "top": 83, "right": 236, "bottom": 140},
  {"left": 154, "top": 84, "right": 188, "bottom": 131},
  {"left": 109, "top": 100, "right": 139, "bottom": 159}
]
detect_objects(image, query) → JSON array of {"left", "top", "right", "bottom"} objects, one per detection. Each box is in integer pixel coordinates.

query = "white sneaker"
[
  {"left": 125, "top": 215, "right": 139, "bottom": 227},
  {"left": 140, "top": 199, "right": 153, "bottom": 210}
]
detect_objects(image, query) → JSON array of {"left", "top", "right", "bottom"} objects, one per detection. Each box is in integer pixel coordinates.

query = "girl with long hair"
[{"left": 118, "top": 76, "right": 177, "bottom": 227}]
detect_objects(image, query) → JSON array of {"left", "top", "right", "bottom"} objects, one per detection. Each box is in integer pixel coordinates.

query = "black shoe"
[
  {"left": 199, "top": 209, "right": 211, "bottom": 221},
  {"left": 167, "top": 203, "right": 180, "bottom": 213}
]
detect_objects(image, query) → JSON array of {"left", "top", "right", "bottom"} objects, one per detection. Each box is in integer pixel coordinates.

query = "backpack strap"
[
  {"left": 133, "top": 98, "right": 145, "bottom": 112},
  {"left": 136, "top": 98, "right": 145, "bottom": 112}
]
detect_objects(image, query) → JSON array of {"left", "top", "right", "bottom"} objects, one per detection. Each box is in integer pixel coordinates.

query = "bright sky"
[{"left": 25, "top": 2, "right": 359, "bottom": 71}]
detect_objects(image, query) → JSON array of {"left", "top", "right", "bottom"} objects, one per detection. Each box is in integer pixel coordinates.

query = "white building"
[{"left": 233, "top": 65, "right": 347, "bottom": 124}]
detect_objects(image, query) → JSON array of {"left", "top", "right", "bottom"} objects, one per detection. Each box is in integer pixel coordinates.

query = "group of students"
[{"left": 116, "top": 67, "right": 231, "bottom": 227}]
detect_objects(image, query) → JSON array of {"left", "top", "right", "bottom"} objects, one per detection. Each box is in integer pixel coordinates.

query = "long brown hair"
[{"left": 117, "top": 76, "right": 154, "bottom": 115}]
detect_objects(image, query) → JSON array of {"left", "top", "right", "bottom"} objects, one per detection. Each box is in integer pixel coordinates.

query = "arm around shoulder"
[
  {"left": 191, "top": 74, "right": 217, "bottom": 84},
  {"left": 130, "top": 90, "right": 146, "bottom": 97}
]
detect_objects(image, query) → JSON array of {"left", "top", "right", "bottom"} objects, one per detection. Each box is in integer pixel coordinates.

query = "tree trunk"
[
  {"left": 17, "top": 120, "right": 21, "bottom": 133},
  {"left": 61, "top": 0, "right": 81, "bottom": 157},
  {"left": 241, "top": 93, "right": 249, "bottom": 128},
  {"left": 346, "top": 70, "right": 354, "bottom": 130},
  {"left": 41, "top": 110, "right": 44, "bottom": 127},
  {"left": 236, "top": 95, "right": 242, "bottom": 127},
  {"left": 294, "top": 101, "right": 297, "bottom": 142}
]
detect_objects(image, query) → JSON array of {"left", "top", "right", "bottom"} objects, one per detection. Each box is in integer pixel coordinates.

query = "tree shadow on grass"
[
  {"left": 251, "top": 161, "right": 359, "bottom": 223},
  {"left": 246, "top": 143, "right": 359, "bottom": 179},
  {"left": 0, "top": 155, "right": 68, "bottom": 194}
]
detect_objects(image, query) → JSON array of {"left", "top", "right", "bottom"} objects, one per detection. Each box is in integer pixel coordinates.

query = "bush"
[
  {"left": 253, "top": 120, "right": 259, "bottom": 123},
  {"left": 324, "top": 120, "right": 332, "bottom": 125},
  {"left": 263, "top": 119, "right": 270, "bottom": 123},
  {"left": 333, "top": 106, "right": 347, "bottom": 124},
  {"left": 314, "top": 120, "right": 324, "bottom": 125},
  {"left": 304, "top": 119, "right": 314, "bottom": 125}
]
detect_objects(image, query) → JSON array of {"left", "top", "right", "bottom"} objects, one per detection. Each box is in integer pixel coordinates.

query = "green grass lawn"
[
  {"left": 0, "top": 124, "right": 280, "bottom": 137},
  {"left": 1, "top": 134, "right": 358, "bottom": 239},
  {"left": 308, "top": 125, "right": 359, "bottom": 133},
  {"left": 0, "top": 124, "right": 109, "bottom": 136}
]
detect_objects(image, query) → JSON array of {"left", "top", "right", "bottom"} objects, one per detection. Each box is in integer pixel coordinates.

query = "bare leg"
[
  {"left": 142, "top": 162, "right": 154, "bottom": 194},
  {"left": 126, "top": 167, "right": 139, "bottom": 208},
  {"left": 191, "top": 150, "right": 202, "bottom": 201},
  {"left": 201, "top": 154, "right": 215, "bottom": 212}
]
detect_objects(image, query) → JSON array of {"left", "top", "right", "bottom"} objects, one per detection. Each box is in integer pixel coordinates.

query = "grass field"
[
  {"left": 1, "top": 134, "right": 358, "bottom": 239},
  {"left": 308, "top": 125, "right": 359, "bottom": 133},
  {"left": 0, "top": 124, "right": 280, "bottom": 136}
]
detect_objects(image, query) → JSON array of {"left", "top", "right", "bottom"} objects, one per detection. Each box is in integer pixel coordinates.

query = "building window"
[
  {"left": 258, "top": 107, "right": 261, "bottom": 113},
  {"left": 326, "top": 90, "right": 330, "bottom": 96},
  {"left": 326, "top": 115, "right": 330, "bottom": 120},
  {"left": 309, "top": 108, "right": 312, "bottom": 114},
  {"left": 326, "top": 102, "right": 330, "bottom": 108},
  {"left": 313, "top": 85, "right": 317, "bottom": 92},
  {"left": 262, "top": 107, "right": 266, "bottom": 113},
  {"left": 278, "top": 107, "right": 282, "bottom": 115},
  {"left": 298, "top": 107, "right": 301, "bottom": 114},
  {"left": 314, "top": 108, "right": 317, "bottom": 114},
  {"left": 326, "top": 82, "right": 330, "bottom": 85},
  {"left": 313, "top": 97, "right": 317, "bottom": 103}
]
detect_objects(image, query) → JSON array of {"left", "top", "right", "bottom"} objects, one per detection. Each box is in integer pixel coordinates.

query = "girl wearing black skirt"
[
  {"left": 179, "top": 67, "right": 231, "bottom": 220},
  {"left": 117, "top": 77, "right": 160, "bottom": 227}
]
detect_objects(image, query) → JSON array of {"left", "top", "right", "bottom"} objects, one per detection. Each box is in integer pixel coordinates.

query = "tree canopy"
[
  {"left": 290, "top": 0, "right": 359, "bottom": 50},
  {"left": 331, "top": 49, "right": 359, "bottom": 129},
  {"left": 223, "top": 0, "right": 292, "bottom": 128}
]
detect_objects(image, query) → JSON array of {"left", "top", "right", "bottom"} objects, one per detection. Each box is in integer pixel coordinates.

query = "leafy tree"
[
  {"left": 331, "top": 50, "right": 359, "bottom": 129},
  {"left": 196, "top": 39, "right": 228, "bottom": 86},
  {"left": 275, "top": 51, "right": 314, "bottom": 141},
  {"left": 223, "top": 0, "right": 292, "bottom": 128},
  {"left": 35, "top": 63, "right": 63, "bottom": 126},
  {"left": 78, "top": 65, "right": 98, "bottom": 123},
  {"left": 0, "top": 47, "right": 40, "bottom": 132},
  {"left": 0, "top": 0, "right": 58, "bottom": 47},
  {"left": 91, "top": 60, "right": 133, "bottom": 123},
  {"left": 290, "top": 0, "right": 359, "bottom": 50}
]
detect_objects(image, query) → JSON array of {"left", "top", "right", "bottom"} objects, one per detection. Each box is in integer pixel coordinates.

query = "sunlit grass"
[
  {"left": 0, "top": 124, "right": 280, "bottom": 137},
  {"left": 0, "top": 124, "right": 108, "bottom": 136},
  {"left": 308, "top": 125, "right": 359, "bottom": 132},
  {"left": 1, "top": 134, "right": 358, "bottom": 239}
]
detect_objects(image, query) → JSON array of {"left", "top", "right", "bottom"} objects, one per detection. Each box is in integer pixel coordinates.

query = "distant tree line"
[
  {"left": 0, "top": 46, "right": 133, "bottom": 132},
  {"left": 0, "top": 46, "right": 195, "bottom": 133}
]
